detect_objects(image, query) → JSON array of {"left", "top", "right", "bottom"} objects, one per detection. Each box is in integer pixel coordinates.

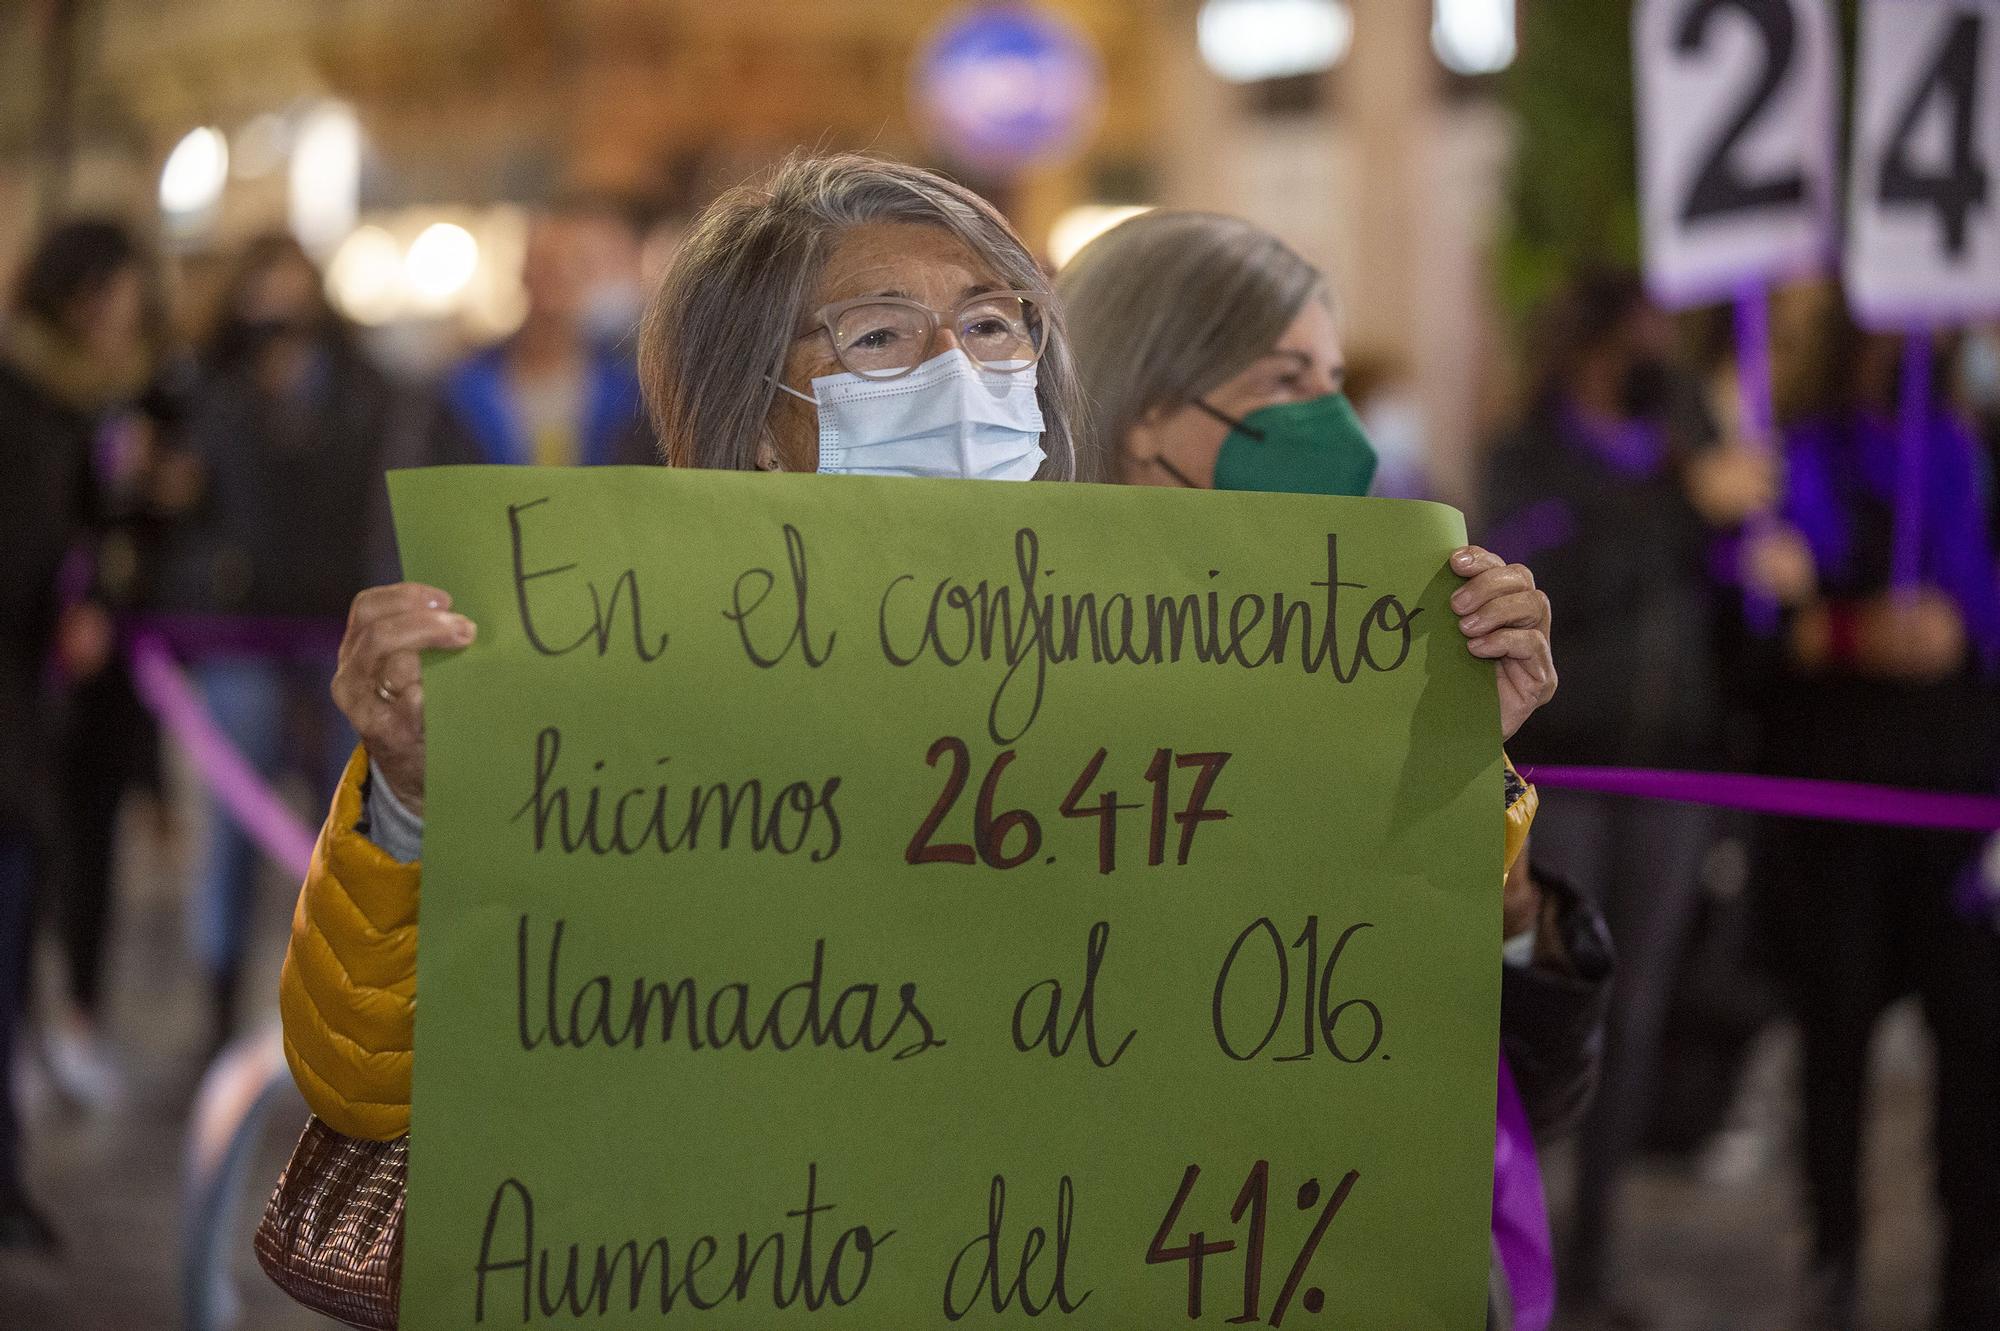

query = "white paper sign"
[
  {"left": 1636, "top": 0, "right": 1840, "bottom": 306},
  {"left": 1846, "top": 0, "right": 2000, "bottom": 328}
]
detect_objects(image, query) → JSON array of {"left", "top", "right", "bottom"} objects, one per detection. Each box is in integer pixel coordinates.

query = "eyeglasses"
[{"left": 799, "top": 290, "right": 1048, "bottom": 380}]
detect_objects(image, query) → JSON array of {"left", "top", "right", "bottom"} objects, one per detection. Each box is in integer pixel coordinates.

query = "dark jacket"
[
  {"left": 0, "top": 353, "right": 99, "bottom": 836},
  {"left": 427, "top": 341, "right": 657, "bottom": 469},
  {"left": 1489, "top": 865, "right": 1614, "bottom": 1330},
  {"left": 1756, "top": 410, "right": 2000, "bottom": 793},
  {"left": 1480, "top": 398, "right": 1724, "bottom": 768},
  {"left": 155, "top": 339, "right": 390, "bottom": 620},
  {"left": 1502, "top": 865, "right": 1614, "bottom": 1137}
]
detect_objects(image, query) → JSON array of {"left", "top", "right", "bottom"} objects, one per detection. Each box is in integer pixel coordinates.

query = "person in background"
[
  {"left": 423, "top": 196, "right": 657, "bottom": 469},
  {"left": 42, "top": 342, "right": 197, "bottom": 1113},
  {"left": 1476, "top": 268, "right": 1776, "bottom": 1325},
  {"left": 565, "top": 191, "right": 652, "bottom": 352},
  {"left": 1339, "top": 350, "right": 1430, "bottom": 499},
  {"left": 1057, "top": 209, "right": 1605, "bottom": 1330},
  {"left": 1755, "top": 297, "right": 2000, "bottom": 1331},
  {"left": 0, "top": 217, "right": 152, "bottom": 1248},
  {"left": 155, "top": 234, "right": 387, "bottom": 1058}
]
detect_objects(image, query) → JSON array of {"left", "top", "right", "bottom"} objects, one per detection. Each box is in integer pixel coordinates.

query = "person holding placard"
[
  {"left": 1755, "top": 291, "right": 2000, "bottom": 1331},
  {"left": 1057, "top": 209, "right": 1611, "bottom": 1330},
  {"left": 269, "top": 155, "right": 1565, "bottom": 1323}
]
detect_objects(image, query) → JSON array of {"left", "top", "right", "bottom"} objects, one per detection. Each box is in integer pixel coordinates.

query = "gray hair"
[
  {"left": 639, "top": 153, "right": 1092, "bottom": 480},
  {"left": 1055, "top": 211, "right": 1327, "bottom": 478}
]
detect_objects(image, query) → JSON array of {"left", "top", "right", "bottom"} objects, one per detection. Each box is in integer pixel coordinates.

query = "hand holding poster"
[{"left": 389, "top": 466, "right": 1502, "bottom": 1328}]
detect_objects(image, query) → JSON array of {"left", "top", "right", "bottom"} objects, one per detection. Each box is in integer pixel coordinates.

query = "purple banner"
[
  {"left": 1892, "top": 335, "right": 1931, "bottom": 593},
  {"left": 1494, "top": 1057, "right": 1555, "bottom": 1331},
  {"left": 124, "top": 612, "right": 345, "bottom": 664},
  {"left": 1732, "top": 283, "right": 1779, "bottom": 634},
  {"left": 1524, "top": 765, "right": 2000, "bottom": 832},
  {"left": 127, "top": 633, "right": 317, "bottom": 879}
]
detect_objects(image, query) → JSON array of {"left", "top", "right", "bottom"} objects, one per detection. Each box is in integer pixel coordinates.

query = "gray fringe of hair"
[
  {"left": 639, "top": 153, "right": 1094, "bottom": 481},
  {"left": 1055, "top": 211, "right": 1328, "bottom": 480}
]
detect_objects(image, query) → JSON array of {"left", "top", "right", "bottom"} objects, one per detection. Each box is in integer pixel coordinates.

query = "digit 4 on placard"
[
  {"left": 1846, "top": 0, "right": 2000, "bottom": 329},
  {"left": 1145, "top": 1160, "right": 1362, "bottom": 1327}
]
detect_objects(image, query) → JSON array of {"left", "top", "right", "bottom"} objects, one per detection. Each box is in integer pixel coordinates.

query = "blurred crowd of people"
[
  {"left": 0, "top": 197, "right": 660, "bottom": 1250},
  {"left": 1479, "top": 271, "right": 2000, "bottom": 1330},
  {"left": 0, "top": 191, "right": 1995, "bottom": 1331}
]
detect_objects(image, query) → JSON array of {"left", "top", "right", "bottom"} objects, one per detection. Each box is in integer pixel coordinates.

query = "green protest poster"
[{"left": 388, "top": 466, "right": 1502, "bottom": 1329}]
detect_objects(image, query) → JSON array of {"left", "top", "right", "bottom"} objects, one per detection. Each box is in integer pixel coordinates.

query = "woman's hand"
[
  {"left": 1742, "top": 521, "right": 1818, "bottom": 606},
  {"left": 1684, "top": 443, "right": 1779, "bottom": 527},
  {"left": 55, "top": 602, "right": 116, "bottom": 680},
  {"left": 1449, "top": 546, "right": 1556, "bottom": 741},
  {"left": 1791, "top": 588, "right": 1966, "bottom": 682},
  {"left": 330, "top": 583, "right": 476, "bottom": 815}
]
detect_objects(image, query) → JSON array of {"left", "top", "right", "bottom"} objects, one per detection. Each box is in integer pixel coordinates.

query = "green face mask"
[{"left": 1184, "top": 393, "right": 1379, "bottom": 497}]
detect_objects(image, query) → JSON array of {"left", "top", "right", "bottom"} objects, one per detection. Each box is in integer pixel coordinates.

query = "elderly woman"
[
  {"left": 281, "top": 162, "right": 1562, "bottom": 1203},
  {"left": 282, "top": 155, "right": 1088, "bottom": 1142},
  {"left": 1057, "top": 210, "right": 1612, "bottom": 1328}
]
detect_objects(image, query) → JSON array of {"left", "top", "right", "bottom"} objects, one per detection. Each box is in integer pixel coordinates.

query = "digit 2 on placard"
[
  {"left": 1846, "top": 0, "right": 2000, "bottom": 328},
  {"left": 1635, "top": 0, "right": 1840, "bottom": 306}
]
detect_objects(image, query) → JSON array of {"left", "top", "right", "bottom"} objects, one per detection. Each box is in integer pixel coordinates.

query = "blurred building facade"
[{"left": 1, "top": 0, "right": 1519, "bottom": 500}]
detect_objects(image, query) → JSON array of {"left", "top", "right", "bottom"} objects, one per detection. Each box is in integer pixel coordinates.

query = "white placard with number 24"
[
  {"left": 1636, "top": 0, "right": 1841, "bottom": 307},
  {"left": 1846, "top": 0, "right": 2000, "bottom": 329}
]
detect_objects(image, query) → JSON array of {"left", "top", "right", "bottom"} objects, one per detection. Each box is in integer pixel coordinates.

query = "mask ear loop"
[
  {"left": 1192, "top": 397, "right": 1267, "bottom": 441},
  {"left": 1135, "top": 397, "right": 1253, "bottom": 488},
  {"left": 1151, "top": 454, "right": 1205, "bottom": 488},
  {"left": 761, "top": 375, "right": 816, "bottom": 471}
]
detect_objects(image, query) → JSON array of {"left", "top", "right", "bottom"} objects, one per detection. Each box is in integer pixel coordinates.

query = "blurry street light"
[
  {"left": 290, "top": 103, "right": 362, "bottom": 257},
  {"left": 159, "top": 127, "right": 228, "bottom": 219},
  {"left": 1197, "top": 0, "right": 1353, "bottom": 83},
  {"left": 1432, "top": 0, "right": 1515, "bottom": 75},
  {"left": 231, "top": 113, "right": 290, "bottom": 180},
  {"left": 404, "top": 222, "right": 480, "bottom": 310},
  {"left": 1048, "top": 203, "right": 1152, "bottom": 268},
  {"left": 325, "top": 226, "right": 404, "bottom": 325}
]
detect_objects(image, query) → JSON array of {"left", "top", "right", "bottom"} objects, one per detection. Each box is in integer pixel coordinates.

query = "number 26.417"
[{"left": 904, "top": 740, "right": 1232, "bottom": 874}]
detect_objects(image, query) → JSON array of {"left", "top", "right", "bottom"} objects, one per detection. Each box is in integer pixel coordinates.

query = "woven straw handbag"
[{"left": 253, "top": 1116, "right": 406, "bottom": 1330}]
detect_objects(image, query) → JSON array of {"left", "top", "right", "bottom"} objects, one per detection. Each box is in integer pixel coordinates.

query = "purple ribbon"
[
  {"left": 127, "top": 632, "right": 317, "bottom": 880},
  {"left": 1523, "top": 766, "right": 2000, "bottom": 832},
  {"left": 1558, "top": 402, "right": 1668, "bottom": 478},
  {"left": 124, "top": 612, "right": 346, "bottom": 664},
  {"left": 1957, "top": 860, "right": 1998, "bottom": 924},
  {"left": 1732, "top": 284, "right": 1779, "bottom": 634},
  {"left": 1494, "top": 1056, "right": 1554, "bottom": 1331},
  {"left": 1893, "top": 336, "right": 1931, "bottom": 594}
]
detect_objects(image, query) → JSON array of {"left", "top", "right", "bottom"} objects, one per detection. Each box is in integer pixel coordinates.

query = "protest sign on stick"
[
  {"left": 1846, "top": 0, "right": 2000, "bottom": 589},
  {"left": 1636, "top": 0, "right": 1842, "bottom": 628}
]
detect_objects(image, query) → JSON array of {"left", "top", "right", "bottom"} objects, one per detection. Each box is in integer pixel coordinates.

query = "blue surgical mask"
[{"left": 775, "top": 347, "right": 1046, "bottom": 480}]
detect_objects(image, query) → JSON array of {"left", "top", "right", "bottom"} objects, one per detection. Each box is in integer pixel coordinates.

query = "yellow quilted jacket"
[
  {"left": 278, "top": 747, "right": 419, "bottom": 1141},
  {"left": 280, "top": 746, "right": 1539, "bottom": 1141}
]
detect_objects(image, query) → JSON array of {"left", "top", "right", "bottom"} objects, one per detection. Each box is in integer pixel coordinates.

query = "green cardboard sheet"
[{"left": 387, "top": 466, "right": 1502, "bottom": 1329}]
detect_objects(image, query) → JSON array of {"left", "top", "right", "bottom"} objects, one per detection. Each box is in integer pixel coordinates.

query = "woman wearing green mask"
[
  {"left": 1058, "top": 210, "right": 1558, "bottom": 748},
  {"left": 1058, "top": 211, "right": 1610, "bottom": 1330}
]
